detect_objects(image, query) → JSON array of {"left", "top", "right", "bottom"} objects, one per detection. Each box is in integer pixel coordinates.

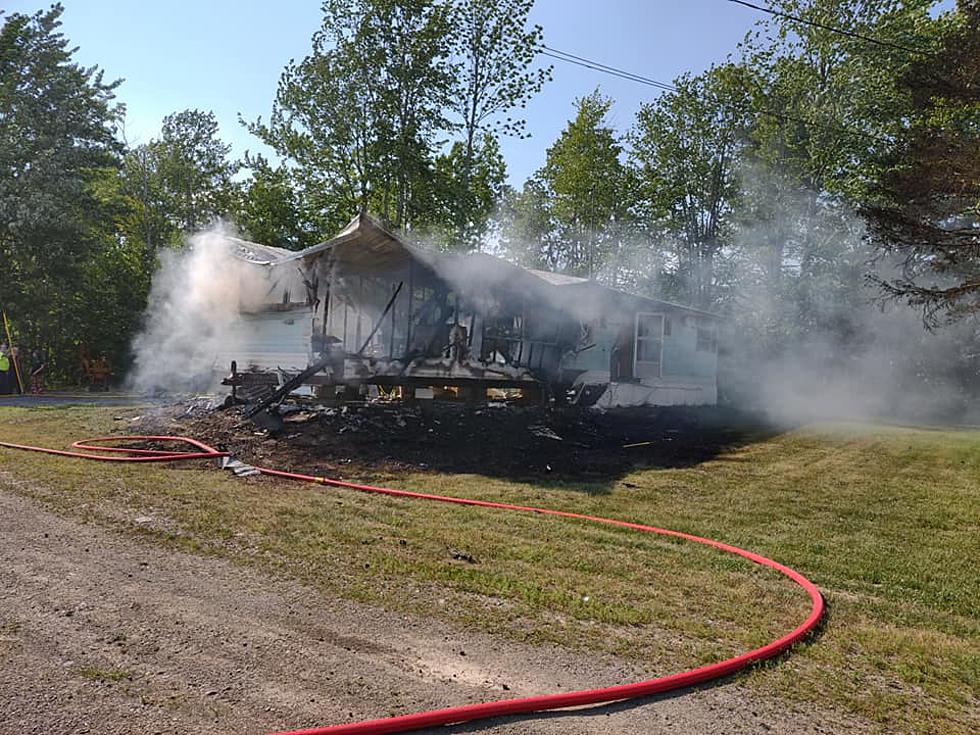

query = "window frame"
[
  {"left": 696, "top": 321, "right": 717, "bottom": 353},
  {"left": 633, "top": 311, "right": 665, "bottom": 378}
]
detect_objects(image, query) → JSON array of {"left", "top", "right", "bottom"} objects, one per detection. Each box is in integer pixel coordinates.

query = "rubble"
[
  {"left": 130, "top": 395, "right": 765, "bottom": 483},
  {"left": 219, "top": 457, "right": 261, "bottom": 477}
]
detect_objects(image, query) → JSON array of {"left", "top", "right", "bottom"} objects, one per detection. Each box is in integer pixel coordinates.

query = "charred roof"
[{"left": 232, "top": 212, "right": 723, "bottom": 319}]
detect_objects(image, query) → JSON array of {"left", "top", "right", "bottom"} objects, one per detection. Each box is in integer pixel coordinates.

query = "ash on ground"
[{"left": 133, "top": 398, "right": 771, "bottom": 486}]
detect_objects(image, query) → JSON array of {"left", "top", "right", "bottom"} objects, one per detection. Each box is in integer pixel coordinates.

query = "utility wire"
[
  {"left": 724, "top": 0, "right": 923, "bottom": 54},
  {"left": 536, "top": 41, "right": 891, "bottom": 146},
  {"left": 538, "top": 50, "right": 669, "bottom": 89},
  {"left": 540, "top": 44, "right": 677, "bottom": 92}
]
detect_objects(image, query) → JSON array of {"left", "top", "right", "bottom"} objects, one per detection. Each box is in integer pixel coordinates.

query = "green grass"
[{"left": 1, "top": 406, "right": 978, "bottom": 734}]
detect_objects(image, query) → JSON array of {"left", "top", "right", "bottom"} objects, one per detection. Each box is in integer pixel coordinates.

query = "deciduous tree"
[
  {"left": 630, "top": 68, "right": 749, "bottom": 308},
  {"left": 533, "top": 90, "right": 632, "bottom": 279},
  {"left": 248, "top": 0, "right": 453, "bottom": 234},
  {"left": 445, "top": 0, "right": 549, "bottom": 248}
]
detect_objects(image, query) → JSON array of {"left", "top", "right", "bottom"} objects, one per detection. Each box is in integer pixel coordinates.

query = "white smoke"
[
  {"left": 723, "top": 167, "right": 980, "bottom": 425},
  {"left": 127, "top": 224, "right": 273, "bottom": 394}
]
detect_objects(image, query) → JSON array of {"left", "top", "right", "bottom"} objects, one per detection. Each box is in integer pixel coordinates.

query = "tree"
[
  {"left": 0, "top": 4, "right": 124, "bottom": 372},
  {"left": 520, "top": 90, "right": 632, "bottom": 279},
  {"left": 235, "top": 155, "right": 319, "bottom": 250},
  {"left": 445, "top": 0, "right": 549, "bottom": 248},
  {"left": 739, "top": 0, "right": 936, "bottom": 201},
  {"left": 863, "top": 0, "right": 980, "bottom": 324},
  {"left": 155, "top": 109, "right": 238, "bottom": 233},
  {"left": 496, "top": 177, "right": 558, "bottom": 268},
  {"left": 122, "top": 109, "right": 239, "bottom": 255},
  {"left": 75, "top": 168, "right": 153, "bottom": 368},
  {"left": 431, "top": 133, "right": 507, "bottom": 248},
  {"left": 248, "top": 0, "right": 453, "bottom": 235},
  {"left": 630, "top": 68, "right": 749, "bottom": 308},
  {"left": 121, "top": 142, "right": 174, "bottom": 267},
  {"left": 713, "top": 0, "right": 942, "bottom": 344}
]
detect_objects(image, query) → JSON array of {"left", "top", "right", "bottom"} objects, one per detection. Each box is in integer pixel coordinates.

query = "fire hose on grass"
[{"left": 0, "top": 434, "right": 825, "bottom": 735}]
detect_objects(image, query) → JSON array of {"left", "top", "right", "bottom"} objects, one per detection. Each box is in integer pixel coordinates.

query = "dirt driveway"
[{"left": 0, "top": 489, "right": 854, "bottom": 735}]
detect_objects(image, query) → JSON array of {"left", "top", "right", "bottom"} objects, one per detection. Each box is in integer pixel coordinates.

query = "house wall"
[
  {"left": 567, "top": 315, "right": 628, "bottom": 373},
  {"left": 227, "top": 246, "right": 718, "bottom": 405},
  {"left": 563, "top": 305, "right": 718, "bottom": 407},
  {"left": 218, "top": 306, "right": 315, "bottom": 373},
  {"left": 662, "top": 312, "right": 717, "bottom": 380}
]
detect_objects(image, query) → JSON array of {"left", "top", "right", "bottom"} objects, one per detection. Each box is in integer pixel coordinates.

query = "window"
[
  {"left": 634, "top": 313, "right": 664, "bottom": 378},
  {"left": 696, "top": 322, "right": 717, "bottom": 353}
]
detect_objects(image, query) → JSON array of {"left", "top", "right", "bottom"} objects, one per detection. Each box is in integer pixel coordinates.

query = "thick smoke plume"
[
  {"left": 128, "top": 224, "right": 271, "bottom": 394},
  {"left": 724, "top": 306, "right": 980, "bottom": 425},
  {"left": 724, "top": 172, "right": 980, "bottom": 426}
]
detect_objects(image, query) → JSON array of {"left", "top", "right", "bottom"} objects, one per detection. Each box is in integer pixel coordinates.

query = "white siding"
[
  {"left": 219, "top": 308, "right": 314, "bottom": 373},
  {"left": 594, "top": 380, "right": 717, "bottom": 408}
]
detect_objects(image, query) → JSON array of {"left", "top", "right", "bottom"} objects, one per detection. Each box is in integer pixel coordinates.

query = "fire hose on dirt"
[{"left": 0, "top": 435, "right": 824, "bottom": 735}]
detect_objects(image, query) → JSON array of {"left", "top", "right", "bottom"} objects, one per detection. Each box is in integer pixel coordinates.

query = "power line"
[
  {"left": 536, "top": 41, "right": 891, "bottom": 146},
  {"left": 724, "top": 0, "right": 923, "bottom": 54},
  {"left": 540, "top": 45, "right": 677, "bottom": 92},
  {"left": 538, "top": 50, "right": 669, "bottom": 89}
]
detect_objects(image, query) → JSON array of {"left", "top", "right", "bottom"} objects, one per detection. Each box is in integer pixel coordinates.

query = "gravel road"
[{"left": 0, "top": 489, "right": 859, "bottom": 735}]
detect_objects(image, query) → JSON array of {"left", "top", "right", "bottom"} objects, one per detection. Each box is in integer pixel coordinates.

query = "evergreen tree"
[
  {"left": 863, "top": 0, "right": 980, "bottom": 324},
  {"left": 0, "top": 4, "right": 124, "bottom": 372}
]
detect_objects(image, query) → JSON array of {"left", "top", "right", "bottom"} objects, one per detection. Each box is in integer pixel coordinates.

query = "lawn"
[{"left": 0, "top": 405, "right": 977, "bottom": 734}]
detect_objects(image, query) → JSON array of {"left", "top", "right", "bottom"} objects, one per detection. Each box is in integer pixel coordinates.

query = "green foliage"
[
  {"left": 247, "top": 0, "right": 455, "bottom": 235},
  {"left": 75, "top": 168, "right": 152, "bottom": 369},
  {"left": 122, "top": 109, "right": 239, "bottom": 253},
  {"left": 630, "top": 67, "right": 751, "bottom": 308},
  {"left": 741, "top": 0, "right": 936, "bottom": 200},
  {"left": 235, "top": 156, "right": 319, "bottom": 251},
  {"left": 430, "top": 134, "right": 507, "bottom": 249},
  {"left": 444, "top": 0, "right": 549, "bottom": 248},
  {"left": 0, "top": 0, "right": 970, "bottom": 389},
  {"left": 862, "top": 0, "right": 980, "bottom": 323},
  {"left": 503, "top": 90, "right": 632, "bottom": 279},
  {"left": 0, "top": 4, "right": 126, "bottom": 376},
  {"left": 496, "top": 177, "right": 559, "bottom": 268},
  {"left": 724, "top": 0, "right": 946, "bottom": 350},
  {"left": 247, "top": 0, "right": 545, "bottom": 249}
]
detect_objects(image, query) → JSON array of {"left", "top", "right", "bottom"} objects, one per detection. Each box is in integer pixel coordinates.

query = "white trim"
[{"left": 633, "top": 312, "right": 664, "bottom": 378}]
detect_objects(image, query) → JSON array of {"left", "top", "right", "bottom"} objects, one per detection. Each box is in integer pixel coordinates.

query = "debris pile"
[{"left": 134, "top": 398, "right": 766, "bottom": 483}]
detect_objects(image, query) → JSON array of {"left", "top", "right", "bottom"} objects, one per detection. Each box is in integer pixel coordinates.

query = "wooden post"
[
  {"left": 405, "top": 259, "right": 414, "bottom": 358},
  {"left": 388, "top": 281, "right": 396, "bottom": 358}
]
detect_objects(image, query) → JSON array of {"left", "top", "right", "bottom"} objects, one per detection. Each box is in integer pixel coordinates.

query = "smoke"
[
  {"left": 724, "top": 307, "right": 980, "bottom": 425},
  {"left": 416, "top": 245, "right": 610, "bottom": 324},
  {"left": 723, "top": 168, "right": 980, "bottom": 426},
  {"left": 127, "top": 223, "right": 278, "bottom": 394}
]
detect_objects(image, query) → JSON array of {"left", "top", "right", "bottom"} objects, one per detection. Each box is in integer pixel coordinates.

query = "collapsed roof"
[{"left": 231, "top": 212, "right": 722, "bottom": 320}]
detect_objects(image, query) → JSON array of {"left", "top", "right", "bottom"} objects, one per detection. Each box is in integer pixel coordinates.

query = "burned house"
[{"left": 224, "top": 214, "right": 720, "bottom": 408}]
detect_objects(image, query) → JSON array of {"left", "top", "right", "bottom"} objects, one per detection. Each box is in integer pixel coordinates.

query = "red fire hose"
[{"left": 0, "top": 435, "right": 824, "bottom": 735}]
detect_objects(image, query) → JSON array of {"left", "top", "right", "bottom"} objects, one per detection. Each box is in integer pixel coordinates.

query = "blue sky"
[{"left": 7, "top": 1, "right": 781, "bottom": 184}]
